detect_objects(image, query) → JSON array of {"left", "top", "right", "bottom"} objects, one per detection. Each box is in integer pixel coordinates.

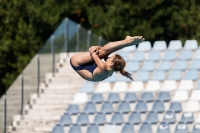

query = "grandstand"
[{"left": 1, "top": 17, "right": 200, "bottom": 133}]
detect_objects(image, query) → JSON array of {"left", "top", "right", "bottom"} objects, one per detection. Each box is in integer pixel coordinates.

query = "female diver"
[{"left": 70, "top": 36, "right": 145, "bottom": 82}]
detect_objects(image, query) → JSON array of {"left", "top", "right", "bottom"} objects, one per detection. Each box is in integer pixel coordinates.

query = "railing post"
[
  {"left": 21, "top": 73, "right": 24, "bottom": 115},
  {"left": 51, "top": 35, "right": 55, "bottom": 77},
  {"left": 3, "top": 94, "right": 6, "bottom": 133},
  {"left": 87, "top": 30, "right": 91, "bottom": 50},
  {"left": 64, "top": 18, "right": 68, "bottom": 54},
  {"left": 77, "top": 24, "right": 80, "bottom": 52},
  {"left": 37, "top": 54, "right": 40, "bottom": 95},
  {"left": 98, "top": 36, "right": 102, "bottom": 46}
]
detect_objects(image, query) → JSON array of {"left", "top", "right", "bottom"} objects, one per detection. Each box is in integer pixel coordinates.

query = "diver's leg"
[
  {"left": 70, "top": 52, "right": 94, "bottom": 66},
  {"left": 71, "top": 36, "right": 144, "bottom": 66},
  {"left": 98, "top": 36, "right": 145, "bottom": 58}
]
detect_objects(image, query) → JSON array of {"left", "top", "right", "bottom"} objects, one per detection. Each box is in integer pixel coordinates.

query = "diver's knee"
[{"left": 98, "top": 48, "right": 107, "bottom": 58}]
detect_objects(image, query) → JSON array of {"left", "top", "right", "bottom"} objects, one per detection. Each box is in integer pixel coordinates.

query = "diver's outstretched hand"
[{"left": 125, "top": 36, "right": 145, "bottom": 44}]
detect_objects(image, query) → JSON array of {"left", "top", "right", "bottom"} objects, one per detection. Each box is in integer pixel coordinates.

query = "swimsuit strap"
[
  {"left": 92, "top": 69, "right": 108, "bottom": 81},
  {"left": 103, "top": 70, "right": 108, "bottom": 81}
]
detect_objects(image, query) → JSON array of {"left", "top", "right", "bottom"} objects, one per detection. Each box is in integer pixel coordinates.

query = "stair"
[{"left": 9, "top": 52, "right": 85, "bottom": 133}]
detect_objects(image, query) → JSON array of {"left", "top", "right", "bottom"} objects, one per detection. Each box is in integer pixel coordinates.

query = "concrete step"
[
  {"left": 30, "top": 104, "right": 68, "bottom": 110},
  {"left": 29, "top": 94, "right": 73, "bottom": 105},
  {"left": 15, "top": 124, "right": 54, "bottom": 133},
  {"left": 41, "top": 89, "right": 79, "bottom": 95},
  {"left": 44, "top": 84, "right": 81, "bottom": 90},
  {"left": 11, "top": 131, "right": 48, "bottom": 133},
  {"left": 47, "top": 78, "right": 84, "bottom": 85},
  {"left": 39, "top": 93, "right": 74, "bottom": 98},
  {"left": 47, "top": 89, "right": 76, "bottom": 94},
  {"left": 31, "top": 90, "right": 77, "bottom": 98},
  {"left": 54, "top": 70, "right": 84, "bottom": 77},
  {"left": 26, "top": 109, "right": 65, "bottom": 115},
  {"left": 11, "top": 127, "right": 50, "bottom": 133},
  {"left": 17, "top": 120, "right": 57, "bottom": 127},
  {"left": 33, "top": 99, "right": 71, "bottom": 105},
  {"left": 22, "top": 115, "right": 61, "bottom": 121},
  {"left": 41, "top": 88, "right": 78, "bottom": 94}
]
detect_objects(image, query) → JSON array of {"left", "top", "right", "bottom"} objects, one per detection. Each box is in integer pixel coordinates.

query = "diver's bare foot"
[{"left": 125, "top": 36, "right": 145, "bottom": 44}]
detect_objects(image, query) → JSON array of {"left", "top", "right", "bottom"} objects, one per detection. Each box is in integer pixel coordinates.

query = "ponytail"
[
  {"left": 120, "top": 69, "right": 133, "bottom": 81},
  {"left": 112, "top": 54, "right": 133, "bottom": 81}
]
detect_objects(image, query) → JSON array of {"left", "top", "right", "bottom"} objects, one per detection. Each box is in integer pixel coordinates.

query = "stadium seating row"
[
  {"left": 122, "top": 40, "right": 199, "bottom": 52},
  {"left": 125, "top": 60, "right": 200, "bottom": 71},
  {"left": 119, "top": 49, "right": 200, "bottom": 61},
  {"left": 106, "top": 70, "right": 200, "bottom": 81},
  {"left": 58, "top": 110, "right": 200, "bottom": 125},
  {"left": 52, "top": 122, "right": 200, "bottom": 133},
  {"left": 66, "top": 100, "right": 199, "bottom": 114},
  {"left": 80, "top": 80, "right": 200, "bottom": 93}
]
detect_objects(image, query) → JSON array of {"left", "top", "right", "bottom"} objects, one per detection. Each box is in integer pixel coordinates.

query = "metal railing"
[{"left": 0, "top": 17, "right": 108, "bottom": 133}]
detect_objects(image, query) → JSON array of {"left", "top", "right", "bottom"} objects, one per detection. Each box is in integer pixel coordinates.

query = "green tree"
[
  {"left": 84, "top": 0, "right": 200, "bottom": 43},
  {"left": 1, "top": 0, "right": 200, "bottom": 97},
  {"left": 0, "top": 0, "right": 70, "bottom": 97}
]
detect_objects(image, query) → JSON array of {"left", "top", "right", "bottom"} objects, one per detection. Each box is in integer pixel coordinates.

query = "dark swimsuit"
[{"left": 70, "top": 59, "right": 108, "bottom": 81}]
